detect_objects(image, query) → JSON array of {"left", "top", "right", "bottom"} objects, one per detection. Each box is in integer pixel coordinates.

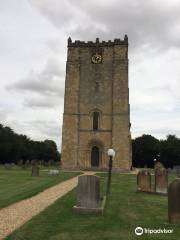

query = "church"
[{"left": 61, "top": 36, "right": 132, "bottom": 170}]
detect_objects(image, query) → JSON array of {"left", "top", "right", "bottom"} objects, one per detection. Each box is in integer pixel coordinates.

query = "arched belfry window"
[{"left": 93, "top": 112, "right": 99, "bottom": 130}]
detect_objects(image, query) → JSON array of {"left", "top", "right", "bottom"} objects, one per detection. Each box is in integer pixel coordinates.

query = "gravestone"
[
  {"left": 47, "top": 160, "right": 52, "bottom": 166},
  {"left": 154, "top": 161, "right": 164, "bottom": 170},
  {"left": 31, "top": 160, "right": 39, "bottom": 177},
  {"left": 48, "top": 169, "right": 59, "bottom": 176},
  {"left": 168, "top": 179, "right": 180, "bottom": 223},
  {"left": 4, "top": 163, "right": 13, "bottom": 170},
  {"left": 167, "top": 168, "right": 172, "bottom": 174},
  {"left": 18, "top": 159, "right": 23, "bottom": 167},
  {"left": 155, "top": 167, "right": 168, "bottom": 194},
  {"left": 21, "top": 160, "right": 26, "bottom": 169},
  {"left": 137, "top": 170, "right": 151, "bottom": 192},
  {"left": 25, "top": 160, "right": 30, "bottom": 168},
  {"left": 77, "top": 175, "right": 100, "bottom": 208},
  {"left": 174, "top": 165, "right": 180, "bottom": 178},
  {"left": 73, "top": 175, "right": 105, "bottom": 214}
]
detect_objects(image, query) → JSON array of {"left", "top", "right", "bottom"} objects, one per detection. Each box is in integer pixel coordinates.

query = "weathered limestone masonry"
[{"left": 61, "top": 36, "right": 132, "bottom": 170}]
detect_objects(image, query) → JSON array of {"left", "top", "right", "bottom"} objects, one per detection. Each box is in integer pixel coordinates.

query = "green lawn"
[
  {"left": 6, "top": 173, "right": 180, "bottom": 240},
  {"left": 0, "top": 166, "right": 81, "bottom": 209}
]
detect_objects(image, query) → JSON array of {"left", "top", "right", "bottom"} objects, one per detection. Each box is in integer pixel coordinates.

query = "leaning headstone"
[
  {"left": 168, "top": 179, "right": 180, "bottom": 223},
  {"left": 137, "top": 170, "right": 151, "bottom": 192},
  {"left": 73, "top": 175, "right": 105, "bottom": 214},
  {"left": 31, "top": 160, "right": 39, "bottom": 177},
  {"left": 48, "top": 169, "right": 59, "bottom": 176},
  {"left": 155, "top": 167, "right": 168, "bottom": 194}
]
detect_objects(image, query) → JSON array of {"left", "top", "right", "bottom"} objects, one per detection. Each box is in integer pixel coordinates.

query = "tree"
[
  {"left": 160, "top": 135, "right": 180, "bottom": 168},
  {"left": 132, "top": 134, "right": 160, "bottom": 168},
  {"left": 0, "top": 123, "right": 60, "bottom": 164}
]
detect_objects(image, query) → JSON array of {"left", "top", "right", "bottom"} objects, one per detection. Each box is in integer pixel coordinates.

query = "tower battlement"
[{"left": 68, "top": 35, "right": 128, "bottom": 47}]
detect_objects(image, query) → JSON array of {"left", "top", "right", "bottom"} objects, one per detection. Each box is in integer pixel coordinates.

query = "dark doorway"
[{"left": 91, "top": 146, "right": 100, "bottom": 167}]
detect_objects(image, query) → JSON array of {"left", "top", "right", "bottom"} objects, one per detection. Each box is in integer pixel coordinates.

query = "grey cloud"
[
  {"left": 9, "top": 119, "right": 61, "bottom": 149},
  {"left": 7, "top": 58, "right": 65, "bottom": 97},
  {"left": 150, "top": 128, "right": 180, "bottom": 137},
  {"left": 6, "top": 57, "right": 65, "bottom": 109},
  {"left": 46, "top": 38, "right": 66, "bottom": 54},
  {"left": 0, "top": 107, "right": 9, "bottom": 122},
  {"left": 133, "top": 128, "right": 180, "bottom": 140},
  {"left": 25, "top": 120, "right": 61, "bottom": 149},
  {"left": 28, "top": 120, "right": 61, "bottom": 138},
  {"left": 29, "top": 0, "right": 82, "bottom": 29},
  {"left": 70, "top": 0, "right": 180, "bottom": 50},
  {"left": 23, "top": 95, "right": 63, "bottom": 109},
  {"left": 29, "top": 0, "right": 180, "bottom": 52}
]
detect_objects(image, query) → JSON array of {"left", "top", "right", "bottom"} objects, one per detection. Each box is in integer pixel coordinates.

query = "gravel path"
[{"left": 0, "top": 172, "right": 95, "bottom": 239}]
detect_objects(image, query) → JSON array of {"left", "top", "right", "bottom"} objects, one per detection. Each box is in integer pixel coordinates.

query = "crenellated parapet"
[{"left": 68, "top": 35, "right": 128, "bottom": 47}]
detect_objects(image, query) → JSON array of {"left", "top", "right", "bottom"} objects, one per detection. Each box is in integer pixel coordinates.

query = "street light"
[{"left": 106, "top": 148, "right": 115, "bottom": 195}]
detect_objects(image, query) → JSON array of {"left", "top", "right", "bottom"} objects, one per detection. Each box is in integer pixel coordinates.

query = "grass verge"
[
  {"left": 6, "top": 173, "right": 180, "bottom": 240},
  {"left": 0, "top": 166, "right": 81, "bottom": 209}
]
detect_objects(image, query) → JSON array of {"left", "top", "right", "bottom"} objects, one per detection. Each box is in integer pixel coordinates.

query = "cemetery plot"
[
  {"left": 0, "top": 166, "right": 81, "bottom": 209},
  {"left": 137, "top": 163, "right": 168, "bottom": 195},
  {"left": 6, "top": 173, "right": 180, "bottom": 240}
]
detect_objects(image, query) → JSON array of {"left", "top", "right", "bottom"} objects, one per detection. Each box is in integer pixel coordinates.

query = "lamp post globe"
[{"left": 107, "top": 148, "right": 115, "bottom": 157}]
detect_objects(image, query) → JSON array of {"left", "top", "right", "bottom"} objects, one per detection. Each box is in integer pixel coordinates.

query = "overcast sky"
[{"left": 0, "top": 0, "right": 180, "bottom": 150}]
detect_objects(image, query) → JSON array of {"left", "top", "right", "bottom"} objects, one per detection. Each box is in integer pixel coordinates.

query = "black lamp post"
[
  {"left": 156, "top": 153, "right": 161, "bottom": 161},
  {"left": 106, "top": 148, "right": 115, "bottom": 195}
]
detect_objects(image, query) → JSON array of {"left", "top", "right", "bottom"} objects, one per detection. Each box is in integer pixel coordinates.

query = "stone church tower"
[{"left": 61, "top": 36, "right": 132, "bottom": 170}]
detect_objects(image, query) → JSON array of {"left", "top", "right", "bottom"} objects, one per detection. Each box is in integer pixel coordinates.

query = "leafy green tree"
[
  {"left": 132, "top": 134, "right": 160, "bottom": 168},
  {"left": 160, "top": 135, "right": 180, "bottom": 168},
  {"left": 0, "top": 123, "right": 60, "bottom": 164}
]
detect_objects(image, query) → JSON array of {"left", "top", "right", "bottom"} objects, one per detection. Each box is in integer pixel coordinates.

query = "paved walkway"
[{"left": 0, "top": 172, "right": 95, "bottom": 240}]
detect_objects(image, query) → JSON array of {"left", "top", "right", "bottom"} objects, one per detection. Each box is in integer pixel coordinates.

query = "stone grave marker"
[
  {"left": 25, "top": 160, "right": 30, "bottom": 168},
  {"left": 155, "top": 166, "right": 168, "bottom": 194},
  {"left": 167, "top": 168, "right": 172, "bottom": 174},
  {"left": 48, "top": 169, "right": 59, "bottom": 176},
  {"left": 174, "top": 165, "right": 180, "bottom": 178},
  {"left": 177, "top": 166, "right": 180, "bottom": 178},
  {"left": 17, "top": 159, "right": 23, "bottom": 167},
  {"left": 168, "top": 179, "right": 180, "bottom": 223},
  {"left": 154, "top": 161, "right": 164, "bottom": 170},
  {"left": 73, "top": 175, "right": 105, "bottom": 214},
  {"left": 4, "top": 163, "right": 13, "bottom": 170},
  {"left": 31, "top": 160, "right": 39, "bottom": 177},
  {"left": 21, "top": 160, "right": 26, "bottom": 169},
  {"left": 137, "top": 170, "right": 151, "bottom": 192}
]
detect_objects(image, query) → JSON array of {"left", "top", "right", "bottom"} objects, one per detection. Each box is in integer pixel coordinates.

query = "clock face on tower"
[{"left": 91, "top": 53, "right": 102, "bottom": 64}]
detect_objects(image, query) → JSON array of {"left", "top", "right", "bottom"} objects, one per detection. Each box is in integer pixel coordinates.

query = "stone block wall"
[{"left": 61, "top": 36, "right": 132, "bottom": 170}]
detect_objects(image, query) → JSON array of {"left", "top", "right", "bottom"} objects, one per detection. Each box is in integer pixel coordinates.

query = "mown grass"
[
  {"left": 6, "top": 173, "right": 180, "bottom": 240},
  {"left": 0, "top": 165, "right": 81, "bottom": 209}
]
